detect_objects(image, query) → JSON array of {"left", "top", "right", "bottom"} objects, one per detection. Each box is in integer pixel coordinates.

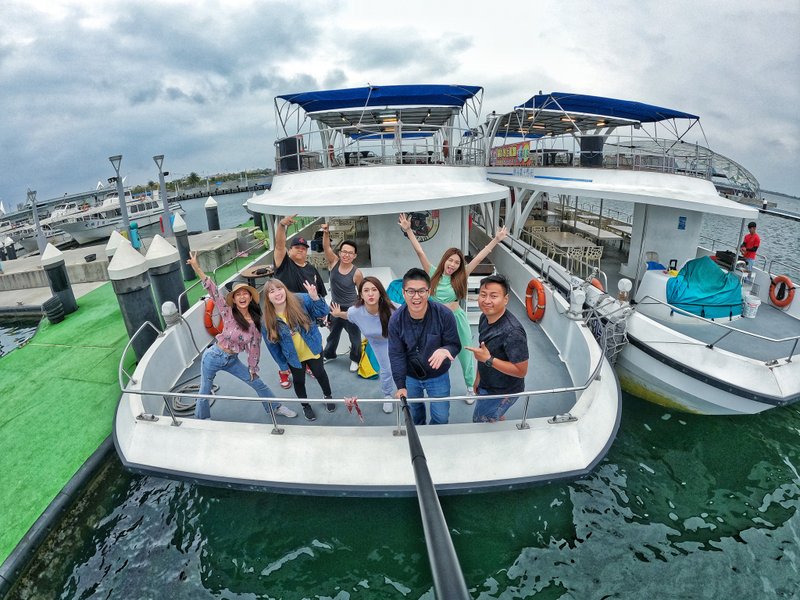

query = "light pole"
[
  {"left": 28, "top": 189, "right": 47, "bottom": 255},
  {"left": 108, "top": 155, "right": 131, "bottom": 237},
  {"left": 153, "top": 154, "right": 173, "bottom": 237}
]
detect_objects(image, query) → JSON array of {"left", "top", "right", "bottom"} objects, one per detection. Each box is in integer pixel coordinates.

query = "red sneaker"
[{"left": 279, "top": 371, "right": 292, "bottom": 389}]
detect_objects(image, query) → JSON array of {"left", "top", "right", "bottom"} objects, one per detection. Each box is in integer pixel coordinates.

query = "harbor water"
[{"left": 3, "top": 191, "right": 800, "bottom": 598}]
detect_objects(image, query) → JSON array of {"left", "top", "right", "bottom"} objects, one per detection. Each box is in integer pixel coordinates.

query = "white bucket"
[{"left": 743, "top": 294, "right": 761, "bottom": 318}]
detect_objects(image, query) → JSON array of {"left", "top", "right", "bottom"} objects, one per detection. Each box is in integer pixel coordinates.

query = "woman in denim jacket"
[{"left": 262, "top": 278, "right": 334, "bottom": 422}]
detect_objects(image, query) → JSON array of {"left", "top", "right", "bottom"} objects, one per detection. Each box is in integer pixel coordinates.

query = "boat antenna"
[{"left": 398, "top": 395, "right": 470, "bottom": 599}]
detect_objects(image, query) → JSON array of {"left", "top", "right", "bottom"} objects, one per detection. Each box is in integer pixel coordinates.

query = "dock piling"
[
  {"left": 41, "top": 244, "right": 78, "bottom": 315},
  {"left": 146, "top": 235, "right": 189, "bottom": 319},
  {"left": 205, "top": 196, "right": 220, "bottom": 231},
  {"left": 108, "top": 242, "right": 160, "bottom": 361},
  {"left": 171, "top": 214, "right": 196, "bottom": 281}
]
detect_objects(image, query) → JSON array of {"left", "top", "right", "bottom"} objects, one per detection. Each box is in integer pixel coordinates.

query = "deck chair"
[
  {"left": 566, "top": 246, "right": 585, "bottom": 275},
  {"left": 584, "top": 245, "right": 604, "bottom": 276}
]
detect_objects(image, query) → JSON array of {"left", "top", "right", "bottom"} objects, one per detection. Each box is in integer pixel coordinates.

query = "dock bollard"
[
  {"left": 0, "top": 245, "right": 6, "bottom": 261},
  {"left": 205, "top": 196, "right": 220, "bottom": 231},
  {"left": 108, "top": 242, "right": 160, "bottom": 361},
  {"left": 171, "top": 213, "right": 196, "bottom": 281},
  {"left": 4, "top": 237, "right": 17, "bottom": 261},
  {"left": 41, "top": 243, "right": 78, "bottom": 315},
  {"left": 105, "top": 230, "right": 128, "bottom": 260},
  {"left": 146, "top": 235, "right": 189, "bottom": 317}
]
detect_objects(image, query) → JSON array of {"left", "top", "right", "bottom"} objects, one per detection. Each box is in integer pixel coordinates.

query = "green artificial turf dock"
[{"left": 0, "top": 257, "right": 258, "bottom": 565}]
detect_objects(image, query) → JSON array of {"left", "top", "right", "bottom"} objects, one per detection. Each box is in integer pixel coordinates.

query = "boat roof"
[
  {"left": 276, "top": 84, "right": 483, "bottom": 131},
  {"left": 495, "top": 92, "right": 698, "bottom": 137},
  {"left": 277, "top": 84, "right": 482, "bottom": 113}
]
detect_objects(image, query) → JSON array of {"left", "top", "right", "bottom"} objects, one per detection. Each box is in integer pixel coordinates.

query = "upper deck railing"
[
  {"left": 274, "top": 122, "right": 487, "bottom": 175},
  {"left": 489, "top": 134, "right": 760, "bottom": 195}
]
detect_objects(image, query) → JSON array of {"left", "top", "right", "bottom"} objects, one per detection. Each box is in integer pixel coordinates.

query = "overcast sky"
[{"left": 1, "top": 0, "right": 798, "bottom": 210}]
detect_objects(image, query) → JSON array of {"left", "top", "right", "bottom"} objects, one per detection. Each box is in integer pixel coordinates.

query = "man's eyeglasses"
[
  {"left": 339, "top": 250, "right": 355, "bottom": 256},
  {"left": 403, "top": 288, "right": 429, "bottom": 297}
]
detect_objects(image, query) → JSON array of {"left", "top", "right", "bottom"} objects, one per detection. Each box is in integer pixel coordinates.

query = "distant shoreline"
[{"left": 763, "top": 189, "right": 800, "bottom": 201}]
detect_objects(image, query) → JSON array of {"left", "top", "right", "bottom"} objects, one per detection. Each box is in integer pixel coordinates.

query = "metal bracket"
[
  {"left": 515, "top": 422, "right": 530, "bottom": 430},
  {"left": 136, "top": 413, "right": 158, "bottom": 422},
  {"left": 548, "top": 413, "right": 577, "bottom": 424},
  {"left": 393, "top": 429, "right": 407, "bottom": 437},
  {"left": 271, "top": 427, "right": 285, "bottom": 435}
]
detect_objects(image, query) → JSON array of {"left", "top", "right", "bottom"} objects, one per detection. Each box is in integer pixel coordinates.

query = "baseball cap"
[{"left": 290, "top": 235, "right": 309, "bottom": 248}]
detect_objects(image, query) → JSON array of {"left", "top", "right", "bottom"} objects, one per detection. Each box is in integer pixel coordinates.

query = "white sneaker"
[
  {"left": 465, "top": 389, "right": 476, "bottom": 405},
  {"left": 275, "top": 405, "right": 297, "bottom": 418},
  {"left": 382, "top": 402, "right": 393, "bottom": 414},
  {"left": 350, "top": 361, "right": 359, "bottom": 373}
]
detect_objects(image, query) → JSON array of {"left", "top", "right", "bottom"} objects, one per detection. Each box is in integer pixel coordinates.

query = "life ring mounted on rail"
[
  {"left": 442, "top": 140, "right": 449, "bottom": 159},
  {"left": 525, "top": 279, "right": 546, "bottom": 322},
  {"left": 204, "top": 298, "right": 223, "bottom": 336},
  {"left": 327, "top": 144, "right": 335, "bottom": 164},
  {"left": 769, "top": 275, "right": 795, "bottom": 309}
]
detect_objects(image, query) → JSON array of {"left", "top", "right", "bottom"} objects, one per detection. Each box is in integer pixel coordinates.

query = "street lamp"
[
  {"left": 28, "top": 189, "right": 47, "bottom": 255},
  {"left": 108, "top": 154, "right": 131, "bottom": 237},
  {"left": 153, "top": 154, "right": 173, "bottom": 237}
]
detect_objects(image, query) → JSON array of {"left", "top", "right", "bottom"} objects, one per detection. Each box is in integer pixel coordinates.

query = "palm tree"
[{"left": 186, "top": 172, "right": 201, "bottom": 187}]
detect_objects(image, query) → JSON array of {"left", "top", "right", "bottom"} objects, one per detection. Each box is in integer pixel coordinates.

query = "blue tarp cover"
[
  {"left": 517, "top": 92, "right": 698, "bottom": 123},
  {"left": 277, "top": 85, "right": 482, "bottom": 113},
  {"left": 666, "top": 256, "right": 742, "bottom": 319}
]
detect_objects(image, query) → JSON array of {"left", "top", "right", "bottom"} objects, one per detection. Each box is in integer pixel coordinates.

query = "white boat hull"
[{"left": 61, "top": 211, "right": 166, "bottom": 245}]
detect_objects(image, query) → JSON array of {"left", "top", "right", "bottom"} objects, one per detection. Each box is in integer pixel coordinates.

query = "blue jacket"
[{"left": 262, "top": 294, "right": 330, "bottom": 370}]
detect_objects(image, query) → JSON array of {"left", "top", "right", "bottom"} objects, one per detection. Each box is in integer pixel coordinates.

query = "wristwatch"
[{"left": 484, "top": 356, "right": 494, "bottom": 368}]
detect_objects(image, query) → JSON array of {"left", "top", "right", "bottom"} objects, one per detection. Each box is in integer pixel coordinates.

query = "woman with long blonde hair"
[
  {"left": 398, "top": 213, "right": 507, "bottom": 401},
  {"left": 262, "top": 277, "right": 333, "bottom": 421}
]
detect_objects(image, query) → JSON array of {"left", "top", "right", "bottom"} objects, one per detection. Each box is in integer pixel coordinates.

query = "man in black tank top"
[
  {"left": 320, "top": 223, "right": 363, "bottom": 370},
  {"left": 274, "top": 215, "right": 327, "bottom": 297}
]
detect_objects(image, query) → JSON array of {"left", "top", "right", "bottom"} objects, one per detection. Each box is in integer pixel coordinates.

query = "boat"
[
  {"left": 113, "top": 84, "right": 622, "bottom": 495},
  {"left": 14, "top": 223, "right": 74, "bottom": 253},
  {"left": 59, "top": 190, "right": 182, "bottom": 245},
  {"left": 484, "top": 92, "right": 800, "bottom": 415}
]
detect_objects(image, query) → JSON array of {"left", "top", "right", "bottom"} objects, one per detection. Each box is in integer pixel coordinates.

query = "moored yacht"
[
  {"left": 113, "top": 84, "right": 622, "bottom": 495},
  {"left": 59, "top": 190, "right": 182, "bottom": 245},
  {"left": 484, "top": 92, "right": 800, "bottom": 415}
]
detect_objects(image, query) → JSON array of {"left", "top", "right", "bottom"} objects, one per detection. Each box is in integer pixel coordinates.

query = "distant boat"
[{"left": 59, "top": 190, "right": 183, "bottom": 245}]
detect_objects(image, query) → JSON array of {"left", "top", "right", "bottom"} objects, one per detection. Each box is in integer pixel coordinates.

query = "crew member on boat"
[
  {"left": 388, "top": 268, "right": 460, "bottom": 425},
  {"left": 740, "top": 221, "right": 760, "bottom": 283},
  {"left": 465, "top": 274, "right": 529, "bottom": 423},
  {"left": 398, "top": 213, "right": 507, "bottom": 402},
  {"left": 320, "top": 223, "right": 363, "bottom": 372},
  {"left": 186, "top": 252, "right": 296, "bottom": 420}
]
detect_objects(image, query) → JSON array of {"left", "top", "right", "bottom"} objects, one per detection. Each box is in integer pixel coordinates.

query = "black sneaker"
[
  {"left": 325, "top": 402, "right": 336, "bottom": 413},
  {"left": 302, "top": 403, "right": 316, "bottom": 421}
]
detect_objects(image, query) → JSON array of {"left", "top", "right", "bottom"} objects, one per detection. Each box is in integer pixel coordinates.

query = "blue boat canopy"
[
  {"left": 516, "top": 92, "right": 699, "bottom": 122},
  {"left": 278, "top": 85, "right": 483, "bottom": 113}
]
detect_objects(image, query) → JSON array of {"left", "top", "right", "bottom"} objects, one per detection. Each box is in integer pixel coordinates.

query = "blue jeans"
[
  {"left": 472, "top": 387, "right": 518, "bottom": 423},
  {"left": 196, "top": 344, "right": 279, "bottom": 419},
  {"left": 406, "top": 372, "right": 451, "bottom": 425}
]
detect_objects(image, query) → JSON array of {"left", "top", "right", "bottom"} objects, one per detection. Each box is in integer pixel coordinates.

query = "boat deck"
[
  {"left": 168, "top": 292, "right": 576, "bottom": 425},
  {"left": 649, "top": 299, "right": 800, "bottom": 362}
]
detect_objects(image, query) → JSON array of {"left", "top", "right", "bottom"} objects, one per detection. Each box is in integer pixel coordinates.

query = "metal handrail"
[
  {"left": 637, "top": 294, "right": 800, "bottom": 362},
  {"left": 117, "top": 320, "right": 163, "bottom": 390},
  {"left": 121, "top": 351, "right": 606, "bottom": 430}
]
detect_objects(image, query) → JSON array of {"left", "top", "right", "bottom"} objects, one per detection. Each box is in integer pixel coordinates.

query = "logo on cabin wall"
[{"left": 409, "top": 210, "right": 439, "bottom": 242}]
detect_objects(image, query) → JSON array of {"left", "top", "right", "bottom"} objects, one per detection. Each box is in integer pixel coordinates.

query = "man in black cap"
[{"left": 274, "top": 214, "right": 327, "bottom": 298}]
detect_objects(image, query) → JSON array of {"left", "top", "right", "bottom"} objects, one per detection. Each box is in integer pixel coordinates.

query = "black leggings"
[{"left": 289, "top": 356, "right": 332, "bottom": 399}]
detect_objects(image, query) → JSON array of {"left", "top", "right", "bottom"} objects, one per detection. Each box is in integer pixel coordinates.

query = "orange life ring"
[
  {"left": 591, "top": 278, "right": 604, "bottom": 292},
  {"left": 769, "top": 275, "right": 795, "bottom": 308},
  {"left": 327, "top": 144, "right": 335, "bottom": 163},
  {"left": 525, "top": 279, "right": 546, "bottom": 322},
  {"left": 204, "top": 298, "right": 223, "bottom": 336},
  {"left": 442, "top": 140, "right": 449, "bottom": 159}
]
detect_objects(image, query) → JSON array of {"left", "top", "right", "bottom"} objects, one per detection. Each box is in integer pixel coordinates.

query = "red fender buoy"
[
  {"left": 204, "top": 298, "right": 223, "bottom": 336},
  {"left": 769, "top": 275, "right": 795, "bottom": 308},
  {"left": 525, "top": 279, "right": 546, "bottom": 322}
]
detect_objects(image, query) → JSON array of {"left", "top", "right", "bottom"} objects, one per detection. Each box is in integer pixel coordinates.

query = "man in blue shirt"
[
  {"left": 388, "top": 268, "right": 461, "bottom": 425},
  {"left": 466, "top": 274, "right": 529, "bottom": 422}
]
